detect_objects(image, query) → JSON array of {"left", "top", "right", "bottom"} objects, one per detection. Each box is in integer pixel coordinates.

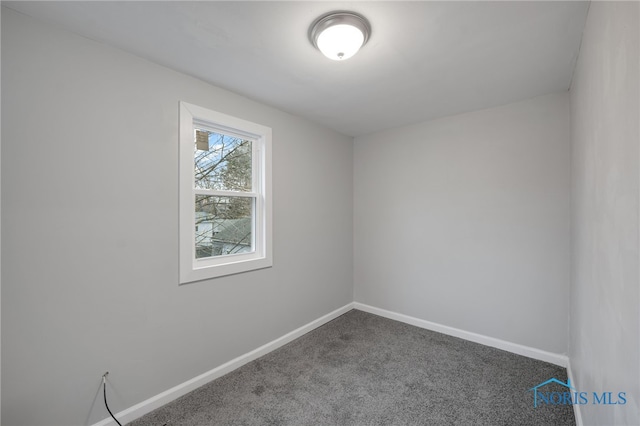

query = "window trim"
[{"left": 179, "top": 102, "right": 272, "bottom": 284}]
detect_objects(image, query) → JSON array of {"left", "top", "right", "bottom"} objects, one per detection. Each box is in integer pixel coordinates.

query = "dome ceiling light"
[{"left": 309, "top": 11, "right": 371, "bottom": 61}]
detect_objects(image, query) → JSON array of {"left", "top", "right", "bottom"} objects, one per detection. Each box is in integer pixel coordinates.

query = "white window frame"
[{"left": 179, "top": 102, "right": 272, "bottom": 284}]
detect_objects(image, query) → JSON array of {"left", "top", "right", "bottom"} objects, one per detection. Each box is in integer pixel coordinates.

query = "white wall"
[
  {"left": 354, "top": 92, "right": 571, "bottom": 354},
  {"left": 4, "top": 3, "right": 639, "bottom": 426},
  {"left": 1, "top": 8, "right": 353, "bottom": 426},
  {"left": 0, "top": 5, "right": 3, "bottom": 424},
  {"left": 570, "top": 2, "right": 639, "bottom": 425}
]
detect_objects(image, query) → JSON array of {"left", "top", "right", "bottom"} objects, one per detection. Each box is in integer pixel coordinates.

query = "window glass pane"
[
  {"left": 195, "top": 195, "right": 254, "bottom": 259},
  {"left": 194, "top": 130, "right": 252, "bottom": 192}
]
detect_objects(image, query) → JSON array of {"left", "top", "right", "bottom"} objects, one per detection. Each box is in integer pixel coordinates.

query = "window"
[{"left": 179, "top": 102, "right": 272, "bottom": 283}]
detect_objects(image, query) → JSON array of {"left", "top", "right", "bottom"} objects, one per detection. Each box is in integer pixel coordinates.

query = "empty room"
[{"left": 1, "top": 1, "right": 638, "bottom": 426}]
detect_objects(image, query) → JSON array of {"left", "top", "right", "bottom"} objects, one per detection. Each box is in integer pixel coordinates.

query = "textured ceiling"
[{"left": 4, "top": 1, "right": 590, "bottom": 137}]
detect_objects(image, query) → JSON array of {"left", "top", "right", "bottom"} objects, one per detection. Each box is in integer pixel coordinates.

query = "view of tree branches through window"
[{"left": 194, "top": 129, "right": 254, "bottom": 259}]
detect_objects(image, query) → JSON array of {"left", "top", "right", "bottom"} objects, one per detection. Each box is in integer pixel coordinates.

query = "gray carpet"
[{"left": 129, "top": 310, "right": 575, "bottom": 425}]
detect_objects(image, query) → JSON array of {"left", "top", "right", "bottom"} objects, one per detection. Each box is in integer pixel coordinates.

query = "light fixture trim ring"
[{"left": 309, "top": 11, "right": 372, "bottom": 51}]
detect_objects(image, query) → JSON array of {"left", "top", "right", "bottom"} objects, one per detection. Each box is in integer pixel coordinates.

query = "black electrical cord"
[{"left": 103, "top": 375, "right": 123, "bottom": 426}]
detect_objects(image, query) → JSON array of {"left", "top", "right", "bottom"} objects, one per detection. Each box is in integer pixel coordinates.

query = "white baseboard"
[
  {"left": 566, "top": 360, "right": 584, "bottom": 426},
  {"left": 353, "top": 302, "right": 568, "bottom": 367},
  {"left": 94, "top": 301, "right": 570, "bottom": 426},
  {"left": 92, "top": 302, "right": 355, "bottom": 426}
]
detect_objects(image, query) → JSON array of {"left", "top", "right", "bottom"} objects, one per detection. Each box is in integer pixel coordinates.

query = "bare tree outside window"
[{"left": 194, "top": 130, "right": 253, "bottom": 258}]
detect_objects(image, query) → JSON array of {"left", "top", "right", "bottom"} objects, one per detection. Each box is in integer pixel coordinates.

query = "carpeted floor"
[{"left": 129, "top": 310, "right": 575, "bottom": 425}]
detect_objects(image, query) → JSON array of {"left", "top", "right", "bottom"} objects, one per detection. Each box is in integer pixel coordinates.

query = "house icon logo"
[{"left": 529, "top": 378, "right": 575, "bottom": 408}]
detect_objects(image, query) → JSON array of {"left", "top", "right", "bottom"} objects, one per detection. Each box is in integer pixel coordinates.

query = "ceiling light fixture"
[{"left": 309, "top": 11, "right": 371, "bottom": 61}]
